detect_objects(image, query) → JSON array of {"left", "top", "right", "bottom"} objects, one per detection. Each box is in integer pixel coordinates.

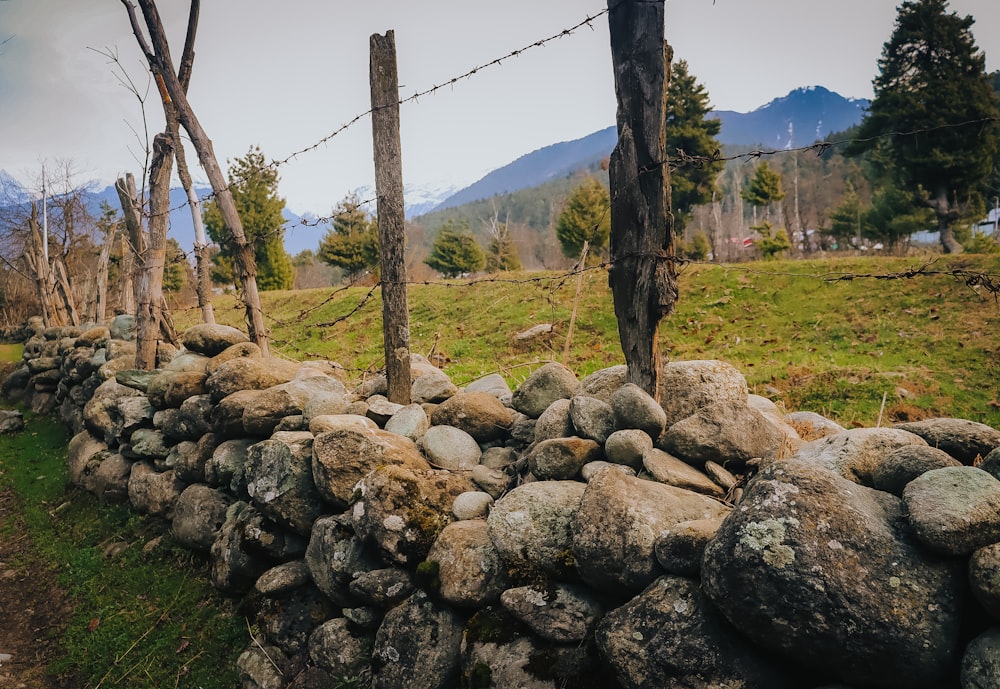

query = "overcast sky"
[{"left": 1, "top": 0, "right": 997, "bottom": 213}]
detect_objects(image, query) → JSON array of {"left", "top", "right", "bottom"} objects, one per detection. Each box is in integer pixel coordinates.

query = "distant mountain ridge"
[{"left": 423, "top": 85, "right": 868, "bottom": 216}]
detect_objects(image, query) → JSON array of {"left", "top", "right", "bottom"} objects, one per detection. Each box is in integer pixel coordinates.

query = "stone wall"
[{"left": 4, "top": 317, "right": 1000, "bottom": 689}]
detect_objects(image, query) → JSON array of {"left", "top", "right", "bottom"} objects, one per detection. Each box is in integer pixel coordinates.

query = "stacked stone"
[{"left": 4, "top": 320, "right": 1000, "bottom": 689}]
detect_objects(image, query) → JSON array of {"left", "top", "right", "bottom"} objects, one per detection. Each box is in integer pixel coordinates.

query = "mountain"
[
  {"left": 420, "top": 86, "right": 868, "bottom": 215},
  {"left": 713, "top": 86, "right": 869, "bottom": 148}
]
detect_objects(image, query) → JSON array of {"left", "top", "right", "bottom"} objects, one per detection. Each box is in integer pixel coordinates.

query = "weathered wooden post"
[
  {"left": 370, "top": 31, "right": 412, "bottom": 405},
  {"left": 606, "top": 0, "right": 677, "bottom": 399}
]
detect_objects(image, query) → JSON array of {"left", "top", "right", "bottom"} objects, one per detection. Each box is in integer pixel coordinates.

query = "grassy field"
[
  {"left": 0, "top": 411, "right": 245, "bottom": 688},
  {"left": 179, "top": 254, "right": 1000, "bottom": 429}
]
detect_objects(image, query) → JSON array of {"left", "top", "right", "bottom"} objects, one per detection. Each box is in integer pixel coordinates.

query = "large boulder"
[
  {"left": 242, "top": 376, "right": 348, "bottom": 437},
  {"left": 205, "top": 357, "right": 302, "bottom": 402},
  {"left": 180, "top": 323, "right": 250, "bottom": 357},
  {"left": 895, "top": 418, "right": 1000, "bottom": 465},
  {"left": 572, "top": 468, "right": 730, "bottom": 595},
  {"left": 500, "top": 583, "right": 603, "bottom": 643},
  {"left": 244, "top": 432, "right": 324, "bottom": 535},
  {"left": 353, "top": 463, "right": 475, "bottom": 566},
  {"left": 172, "top": 484, "right": 235, "bottom": 551},
  {"left": 527, "top": 437, "right": 602, "bottom": 481},
  {"left": 596, "top": 575, "right": 794, "bottom": 689},
  {"left": 486, "top": 480, "right": 586, "bottom": 580},
  {"left": 146, "top": 370, "right": 208, "bottom": 409},
  {"left": 701, "top": 458, "right": 964, "bottom": 689},
  {"left": 902, "top": 466, "right": 1000, "bottom": 556},
  {"left": 371, "top": 591, "right": 464, "bottom": 689},
  {"left": 429, "top": 391, "right": 513, "bottom": 443},
  {"left": 426, "top": 519, "right": 510, "bottom": 607},
  {"left": 788, "top": 426, "right": 928, "bottom": 487},
  {"left": 305, "top": 515, "right": 379, "bottom": 607},
  {"left": 660, "top": 400, "right": 790, "bottom": 469},
  {"left": 510, "top": 362, "right": 581, "bottom": 419},
  {"left": 312, "top": 427, "right": 430, "bottom": 510},
  {"left": 610, "top": 383, "right": 667, "bottom": 439},
  {"left": 127, "top": 462, "right": 184, "bottom": 518},
  {"left": 657, "top": 359, "right": 748, "bottom": 427}
]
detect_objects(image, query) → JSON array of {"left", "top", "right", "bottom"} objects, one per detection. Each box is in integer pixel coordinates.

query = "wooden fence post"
[
  {"left": 370, "top": 30, "right": 412, "bottom": 405},
  {"left": 606, "top": 0, "right": 678, "bottom": 399}
]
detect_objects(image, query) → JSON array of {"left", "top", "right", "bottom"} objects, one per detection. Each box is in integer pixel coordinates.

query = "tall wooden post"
[
  {"left": 606, "top": 0, "right": 677, "bottom": 399},
  {"left": 370, "top": 31, "right": 412, "bottom": 405}
]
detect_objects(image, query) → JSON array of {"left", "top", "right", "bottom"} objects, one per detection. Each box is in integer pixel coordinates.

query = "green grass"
[
  {"left": 0, "top": 343, "right": 23, "bottom": 363},
  {"left": 0, "top": 411, "right": 246, "bottom": 688},
  {"left": 183, "top": 254, "right": 1000, "bottom": 429}
]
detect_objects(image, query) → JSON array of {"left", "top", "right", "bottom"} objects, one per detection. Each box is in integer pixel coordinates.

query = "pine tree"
[
  {"left": 555, "top": 177, "right": 611, "bottom": 264},
  {"left": 741, "top": 162, "right": 785, "bottom": 218},
  {"left": 318, "top": 193, "right": 379, "bottom": 283},
  {"left": 666, "top": 59, "right": 724, "bottom": 233},
  {"left": 203, "top": 146, "right": 295, "bottom": 290},
  {"left": 849, "top": 0, "right": 1000, "bottom": 253},
  {"left": 425, "top": 220, "right": 486, "bottom": 278}
]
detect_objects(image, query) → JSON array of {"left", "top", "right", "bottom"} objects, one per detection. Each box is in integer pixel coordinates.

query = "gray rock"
[
  {"left": 312, "top": 427, "right": 429, "bottom": 510},
  {"left": 903, "top": 466, "right": 1000, "bottom": 556},
  {"left": 871, "top": 445, "right": 963, "bottom": 496},
  {"left": 92, "top": 453, "right": 132, "bottom": 504},
  {"left": 962, "top": 627, "right": 1000, "bottom": 689},
  {"left": 462, "top": 634, "right": 595, "bottom": 689},
  {"left": 243, "top": 376, "right": 348, "bottom": 437},
  {"left": 480, "top": 446, "right": 516, "bottom": 470},
  {"left": 426, "top": 519, "right": 509, "bottom": 607},
  {"left": 245, "top": 432, "right": 323, "bottom": 535},
  {"left": 0, "top": 409, "right": 24, "bottom": 434},
  {"left": 658, "top": 359, "right": 748, "bottom": 427},
  {"left": 487, "top": 480, "right": 586, "bottom": 579},
  {"left": 510, "top": 362, "right": 581, "bottom": 419},
  {"left": 211, "top": 503, "right": 279, "bottom": 595},
  {"left": 643, "top": 447, "right": 726, "bottom": 497},
  {"left": 366, "top": 395, "right": 403, "bottom": 426},
  {"left": 788, "top": 426, "right": 928, "bottom": 487},
  {"left": 127, "top": 462, "right": 184, "bottom": 518},
  {"left": 213, "top": 389, "right": 262, "bottom": 438},
  {"left": 205, "top": 356, "right": 301, "bottom": 402},
  {"left": 982, "top": 447, "right": 1000, "bottom": 481},
  {"left": 67, "top": 430, "right": 108, "bottom": 491},
  {"left": 452, "top": 491, "right": 493, "bottom": 520},
  {"left": 205, "top": 437, "right": 255, "bottom": 491},
  {"left": 308, "top": 617, "right": 372, "bottom": 678},
  {"left": 109, "top": 314, "right": 137, "bottom": 341},
  {"left": 654, "top": 517, "right": 724, "bottom": 577},
  {"left": 372, "top": 591, "right": 464, "bottom": 689},
  {"left": 411, "top": 367, "right": 458, "bottom": 404},
  {"left": 171, "top": 483, "right": 234, "bottom": 551},
  {"left": 661, "top": 400, "right": 791, "bottom": 469},
  {"left": 353, "top": 464, "right": 474, "bottom": 566},
  {"left": 569, "top": 395, "right": 615, "bottom": 445},
  {"left": 254, "top": 583, "right": 333, "bottom": 654},
  {"left": 702, "top": 458, "right": 964, "bottom": 689},
  {"left": 169, "top": 393, "right": 214, "bottom": 440},
  {"left": 305, "top": 515, "right": 379, "bottom": 607},
  {"left": 173, "top": 433, "right": 218, "bottom": 485},
  {"left": 509, "top": 412, "right": 536, "bottom": 448},
  {"left": 501, "top": 583, "right": 603, "bottom": 643},
  {"left": 205, "top": 341, "right": 262, "bottom": 375},
  {"left": 430, "top": 391, "right": 513, "bottom": 443},
  {"left": 83, "top": 378, "right": 141, "bottom": 440},
  {"left": 146, "top": 370, "right": 208, "bottom": 409},
  {"left": 420, "top": 425, "right": 482, "bottom": 470},
  {"left": 573, "top": 468, "right": 730, "bottom": 594},
  {"left": 470, "top": 465, "right": 510, "bottom": 499},
  {"left": 604, "top": 428, "right": 653, "bottom": 471},
  {"left": 596, "top": 575, "right": 793, "bottom": 689},
  {"left": 527, "top": 436, "right": 602, "bottom": 481},
  {"left": 969, "top": 543, "right": 1000, "bottom": 619},
  {"left": 384, "top": 403, "right": 430, "bottom": 442},
  {"left": 464, "top": 373, "right": 512, "bottom": 400},
  {"left": 579, "top": 364, "right": 628, "bottom": 404},
  {"left": 236, "top": 643, "right": 286, "bottom": 689},
  {"left": 308, "top": 413, "right": 377, "bottom": 435},
  {"left": 580, "top": 461, "right": 635, "bottom": 481},
  {"left": 895, "top": 418, "right": 1000, "bottom": 465},
  {"left": 533, "top": 398, "right": 574, "bottom": 443},
  {"left": 255, "top": 560, "right": 311, "bottom": 596},
  {"left": 611, "top": 382, "right": 667, "bottom": 438},
  {"left": 348, "top": 568, "right": 414, "bottom": 608},
  {"left": 126, "top": 428, "right": 170, "bottom": 460},
  {"left": 181, "top": 323, "right": 250, "bottom": 357},
  {"left": 164, "top": 351, "right": 210, "bottom": 373}
]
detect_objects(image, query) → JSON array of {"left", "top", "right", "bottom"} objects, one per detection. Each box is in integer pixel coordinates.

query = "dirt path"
[{"left": 0, "top": 487, "right": 77, "bottom": 689}]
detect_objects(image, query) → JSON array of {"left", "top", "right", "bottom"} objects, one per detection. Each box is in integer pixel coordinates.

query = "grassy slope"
[{"left": 184, "top": 254, "right": 1000, "bottom": 429}]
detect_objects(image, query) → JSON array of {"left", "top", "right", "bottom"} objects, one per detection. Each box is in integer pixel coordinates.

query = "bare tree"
[{"left": 122, "top": 0, "right": 268, "bottom": 354}]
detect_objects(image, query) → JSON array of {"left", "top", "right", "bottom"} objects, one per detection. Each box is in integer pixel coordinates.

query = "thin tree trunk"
[
  {"left": 606, "top": 1, "right": 676, "bottom": 398},
  {"left": 124, "top": 0, "right": 267, "bottom": 354},
  {"left": 93, "top": 232, "right": 112, "bottom": 324},
  {"left": 135, "top": 133, "right": 173, "bottom": 369},
  {"left": 370, "top": 31, "right": 411, "bottom": 405},
  {"left": 933, "top": 185, "right": 964, "bottom": 254},
  {"left": 116, "top": 173, "right": 145, "bottom": 313}
]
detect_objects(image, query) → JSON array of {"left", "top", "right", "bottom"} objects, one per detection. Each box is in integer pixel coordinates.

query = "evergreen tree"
[
  {"left": 849, "top": 0, "right": 1000, "bottom": 253},
  {"left": 163, "top": 237, "right": 188, "bottom": 292},
  {"left": 203, "top": 146, "right": 295, "bottom": 290},
  {"left": 741, "top": 162, "right": 785, "bottom": 220},
  {"left": 864, "top": 186, "right": 934, "bottom": 253},
  {"left": 666, "top": 59, "right": 724, "bottom": 233},
  {"left": 425, "top": 220, "right": 486, "bottom": 278},
  {"left": 753, "top": 222, "right": 792, "bottom": 259},
  {"left": 555, "top": 177, "right": 611, "bottom": 264},
  {"left": 318, "top": 193, "right": 379, "bottom": 283},
  {"left": 826, "top": 183, "right": 868, "bottom": 249},
  {"left": 485, "top": 218, "right": 521, "bottom": 272}
]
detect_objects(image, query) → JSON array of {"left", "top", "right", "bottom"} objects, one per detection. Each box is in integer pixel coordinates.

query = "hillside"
[{"left": 175, "top": 254, "right": 1000, "bottom": 430}]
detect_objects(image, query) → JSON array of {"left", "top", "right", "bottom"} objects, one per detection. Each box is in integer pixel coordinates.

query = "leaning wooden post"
[
  {"left": 370, "top": 31, "right": 412, "bottom": 406},
  {"left": 606, "top": 0, "right": 678, "bottom": 399}
]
